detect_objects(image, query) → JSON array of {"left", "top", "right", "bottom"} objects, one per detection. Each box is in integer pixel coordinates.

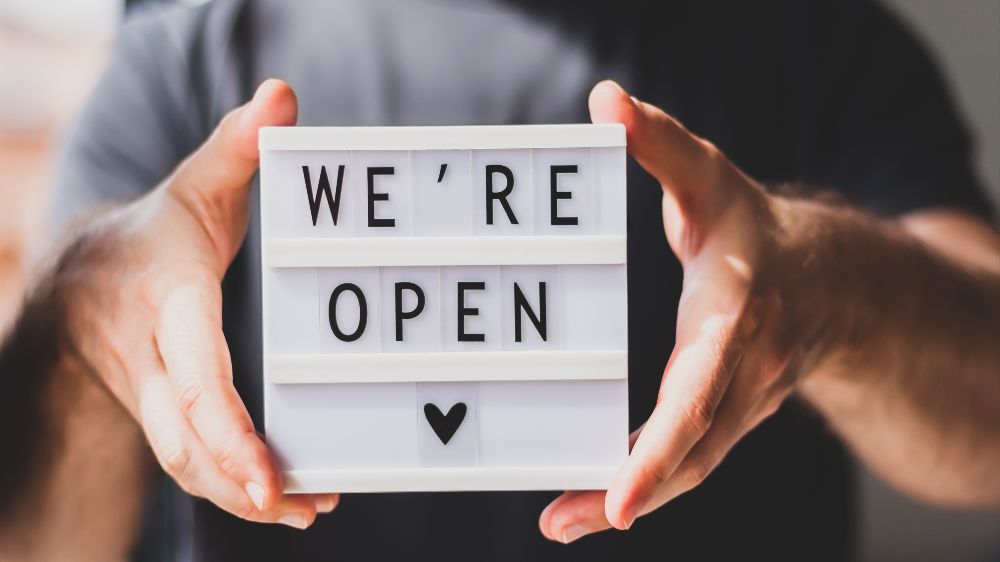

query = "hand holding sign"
[
  {"left": 64, "top": 80, "right": 336, "bottom": 528},
  {"left": 540, "top": 81, "right": 819, "bottom": 542}
]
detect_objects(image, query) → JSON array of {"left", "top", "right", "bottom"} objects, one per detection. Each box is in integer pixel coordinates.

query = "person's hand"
[
  {"left": 64, "top": 80, "right": 337, "bottom": 528},
  {"left": 540, "top": 80, "right": 829, "bottom": 542}
]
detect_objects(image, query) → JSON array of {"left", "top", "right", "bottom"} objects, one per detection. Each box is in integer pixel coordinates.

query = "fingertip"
[
  {"left": 541, "top": 490, "right": 612, "bottom": 544},
  {"left": 314, "top": 493, "right": 339, "bottom": 514},
  {"left": 603, "top": 498, "right": 629, "bottom": 531},
  {"left": 234, "top": 78, "right": 298, "bottom": 160},
  {"left": 539, "top": 491, "right": 588, "bottom": 541},
  {"left": 277, "top": 512, "right": 314, "bottom": 531},
  {"left": 610, "top": 427, "right": 646, "bottom": 517},
  {"left": 303, "top": 509, "right": 318, "bottom": 529},
  {"left": 248, "top": 450, "right": 285, "bottom": 512},
  {"left": 588, "top": 79, "right": 637, "bottom": 127},
  {"left": 538, "top": 495, "right": 564, "bottom": 541},
  {"left": 249, "top": 78, "right": 298, "bottom": 126},
  {"left": 603, "top": 463, "right": 643, "bottom": 531}
]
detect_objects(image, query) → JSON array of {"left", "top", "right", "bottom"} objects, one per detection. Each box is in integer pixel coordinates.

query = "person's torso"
[{"left": 143, "top": 1, "right": 854, "bottom": 560}]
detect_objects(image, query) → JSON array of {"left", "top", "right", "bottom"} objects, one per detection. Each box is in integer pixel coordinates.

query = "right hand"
[{"left": 64, "top": 80, "right": 336, "bottom": 529}]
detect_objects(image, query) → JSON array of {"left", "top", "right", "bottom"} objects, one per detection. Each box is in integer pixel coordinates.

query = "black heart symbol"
[{"left": 423, "top": 402, "right": 467, "bottom": 445}]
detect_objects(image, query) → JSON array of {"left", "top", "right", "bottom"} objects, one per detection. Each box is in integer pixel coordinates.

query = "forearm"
[
  {"left": 786, "top": 199, "right": 1000, "bottom": 507},
  {"left": 0, "top": 222, "right": 150, "bottom": 560}
]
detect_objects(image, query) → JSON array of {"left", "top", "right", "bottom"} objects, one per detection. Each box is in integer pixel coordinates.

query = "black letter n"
[
  {"left": 303, "top": 165, "right": 345, "bottom": 226},
  {"left": 514, "top": 282, "right": 547, "bottom": 342}
]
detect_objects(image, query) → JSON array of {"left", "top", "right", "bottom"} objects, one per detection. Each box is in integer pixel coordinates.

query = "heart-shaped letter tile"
[{"left": 423, "top": 402, "right": 467, "bottom": 445}]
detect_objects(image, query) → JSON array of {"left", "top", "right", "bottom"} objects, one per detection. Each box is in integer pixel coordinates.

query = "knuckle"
[
  {"left": 636, "top": 459, "right": 670, "bottom": 492},
  {"left": 216, "top": 440, "right": 239, "bottom": 476},
  {"left": 683, "top": 457, "right": 715, "bottom": 489},
  {"left": 176, "top": 377, "right": 206, "bottom": 417},
  {"left": 168, "top": 275, "right": 222, "bottom": 313},
  {"left": 138, "top": 270, "right": 175, "bottom": 312},
  {"left": 216, "top": 429, "right": 255, "bottom": 475},
  {"left": 680, "top": 394, "right": 715, "bottom": 439},
  {"left": 234, "top": 500, "right": 258, "bottom": 521},
  {"left": 160, "top": 444, "right": 193, "bottom": 481}
]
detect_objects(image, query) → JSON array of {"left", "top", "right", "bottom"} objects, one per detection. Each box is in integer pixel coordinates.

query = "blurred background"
[{"left": 0, "top": 0, "right": 997, "bottom": 559}]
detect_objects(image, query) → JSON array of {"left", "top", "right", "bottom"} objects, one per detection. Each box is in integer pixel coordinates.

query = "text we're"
[{"left": 262, "top": 148, "right": 625, "bottom": 238}]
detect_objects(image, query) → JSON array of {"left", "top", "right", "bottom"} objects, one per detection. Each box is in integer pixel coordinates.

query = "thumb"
[
  {"left": 168, "top": 78, "right": 297, "bottom": 262},
  {"left": 173, "top": 79, "right": 297, "bottom": 199},
  {"left": 588, "top": 80, "right": 738, "bottom": 219}
]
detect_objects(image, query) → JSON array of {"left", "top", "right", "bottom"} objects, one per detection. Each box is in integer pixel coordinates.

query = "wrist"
[
  {"left": 0, "top": 227, "right": 115, "bottom": 518},
  {"left": 46, "top": 208, "right": 135, "bottom": 382},
  {"left": 766, "top": 193, "right": 893, "bottom": 385}
]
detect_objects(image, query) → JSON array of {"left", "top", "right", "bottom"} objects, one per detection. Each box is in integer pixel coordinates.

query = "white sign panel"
[{"left": 259, "top": 125, "right": 628, "bottom": 493}]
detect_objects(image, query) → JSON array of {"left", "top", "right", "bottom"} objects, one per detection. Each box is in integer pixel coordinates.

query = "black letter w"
[{"left": 302, "top": 165, "right": 345, "bottom": 226}]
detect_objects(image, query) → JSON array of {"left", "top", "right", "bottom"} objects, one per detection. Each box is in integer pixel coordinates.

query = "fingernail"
[
  {"left": 622, "top": 504, "right": 639, "bottom": 530},
  {"left": 252, "top": 79, "right": 275, "bottom": 102},
  {"left": 314, "top": 495, "right": 336, "bottom": 513},
  {"left": 601, "top": 79, "right": 626, "bottom": 95},
  {"left": 561, "top": 525, "right": 588, "bottom": 544},
  {"left": 245, "top": 482, "right": 265, "bottom": 510},
  {"left": 629, "top": 95, "right": 640, "bottom": 107},
  {"left": 278, "top": 514, "right": 308, "bottom": 530}
]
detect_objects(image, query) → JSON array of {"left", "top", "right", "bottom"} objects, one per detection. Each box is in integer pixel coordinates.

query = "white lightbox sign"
[{"left": 259, "top": 125, "right": 628, "bottom": 493}]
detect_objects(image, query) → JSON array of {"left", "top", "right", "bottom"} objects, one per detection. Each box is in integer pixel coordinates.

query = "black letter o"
[{"left": 328, "top": 283, "right": 367, "bottom": 342}]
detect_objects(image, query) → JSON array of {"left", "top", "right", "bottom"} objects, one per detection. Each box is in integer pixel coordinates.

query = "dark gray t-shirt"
[{"left": 54, "top": 0, "right": 989, "bottom": 560}]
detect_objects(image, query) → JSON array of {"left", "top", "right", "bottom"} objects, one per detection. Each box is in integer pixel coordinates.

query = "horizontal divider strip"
[
  {"left": 262, "top": 235, "right": 626, "bottom": 268},
  {"left": 282, "top": 466, "right": 617, "bottom": 493},
  {"left": 259, "top": 124, "right": 625, "bottom": 151},
  {"left": 265, "top": 350, "right": 627, "bottom": 384}
]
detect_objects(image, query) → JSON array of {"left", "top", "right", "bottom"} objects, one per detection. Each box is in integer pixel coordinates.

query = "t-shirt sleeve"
[
  {"left": 50, "top": 9, "right": 205, "bottom": 229},
  {"left": 809, "top": 0, "right": 993, "bottom": 219}
]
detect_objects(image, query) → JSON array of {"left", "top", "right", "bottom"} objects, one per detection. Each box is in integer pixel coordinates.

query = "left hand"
[{"left": 540, "top": 80, "right": 827, "bottom": 543}]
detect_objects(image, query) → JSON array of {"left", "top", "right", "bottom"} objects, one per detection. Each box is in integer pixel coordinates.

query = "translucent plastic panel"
[
  {"left": 477, "top": 380, "right": 628, "bottom": 467},
  {"left": 264, "top": 268, "right": 319, "bottom": 354},
  {"left": 265, "top": 382, "right": 418, "bottom": 470},
  {"left": 592, "top": 146, "right": 627, "bottom": 236},
  {"left": 560, "top": 264, "right": 628, "bottom": 350},
  {"left": 411, "top": 150, "right": 475, "bottom": 236}
]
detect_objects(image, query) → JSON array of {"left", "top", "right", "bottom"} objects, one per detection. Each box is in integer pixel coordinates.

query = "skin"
[
  {"left": 1, "top": 81, "right": 337, "bottom": 560},
  {"left": 1, "top": 78, "right": 998, "bottom": 558},
  {"left": 539, "top": 81, "right": 1000, "bottom": 543}
]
